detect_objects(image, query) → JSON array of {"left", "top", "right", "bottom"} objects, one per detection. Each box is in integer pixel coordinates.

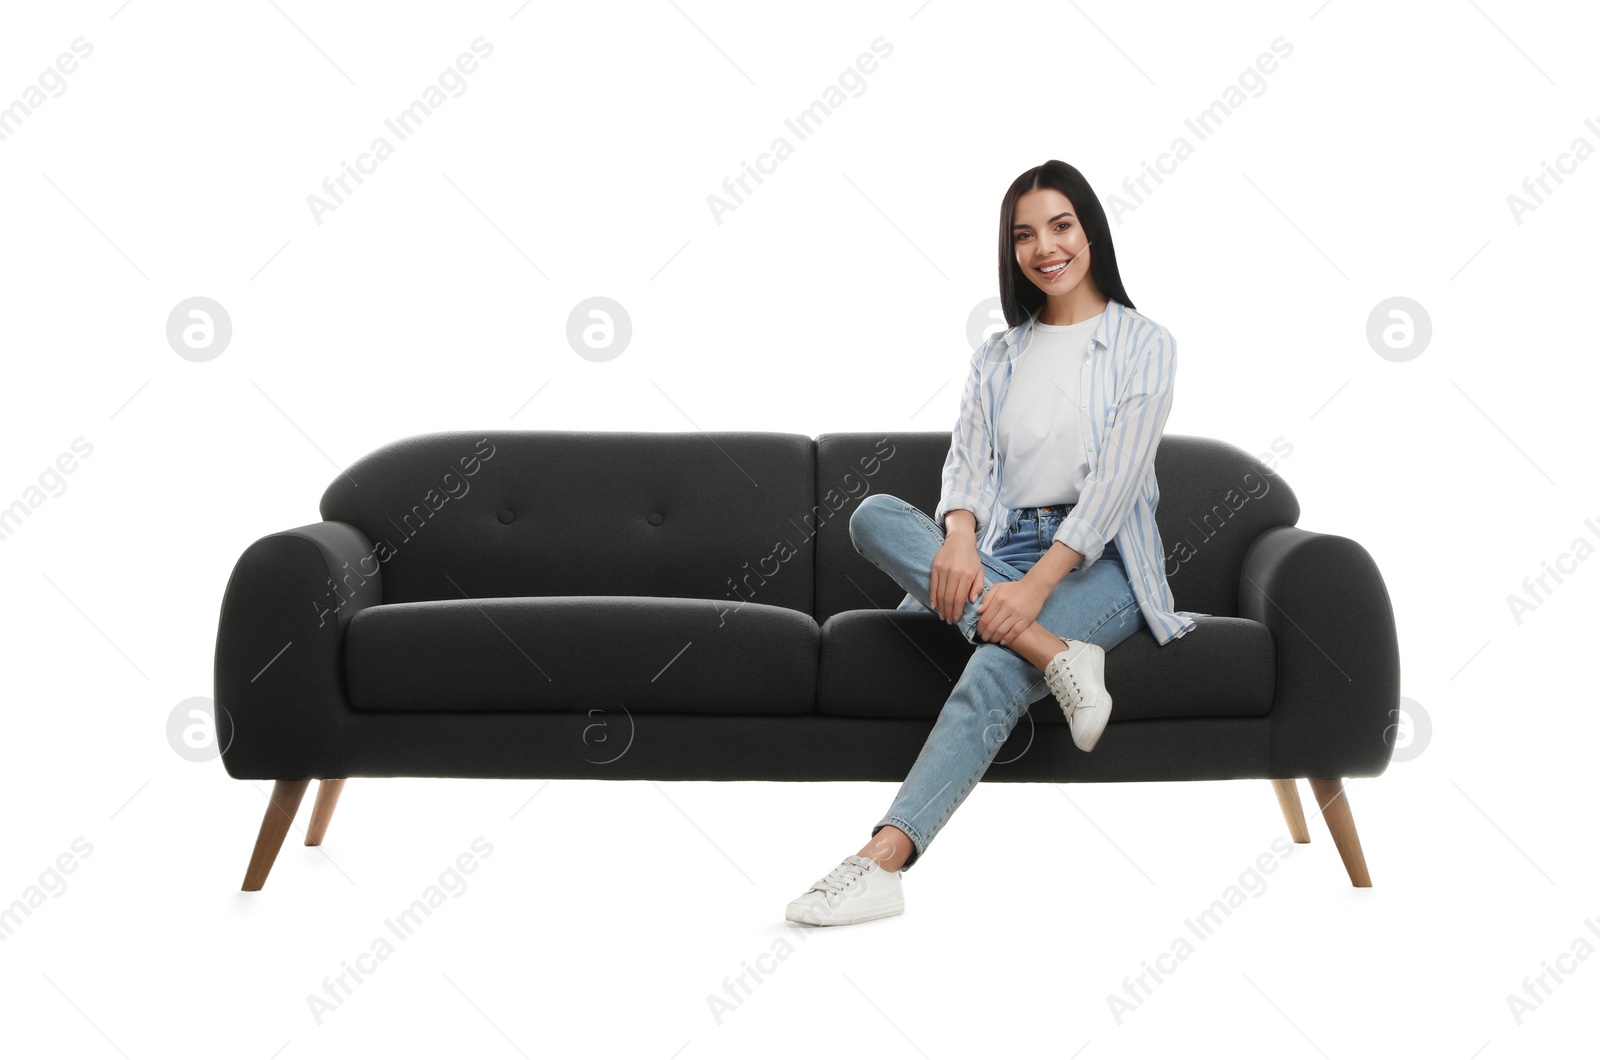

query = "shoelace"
[
  {"left": 810, "top": 857, "right": 870, "bottom": 897},
  {"left": 1046, "top": 655, "right": 1082, "bottom": 715}
]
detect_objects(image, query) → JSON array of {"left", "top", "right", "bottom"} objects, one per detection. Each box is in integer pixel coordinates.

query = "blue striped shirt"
[{"left": 896, "top": 298, "right": 1206, "bottom": 646}]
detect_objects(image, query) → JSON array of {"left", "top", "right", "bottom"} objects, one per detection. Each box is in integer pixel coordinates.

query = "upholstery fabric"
[{"left": 213, "top": 430, "right": 1400, "bottom": 785}]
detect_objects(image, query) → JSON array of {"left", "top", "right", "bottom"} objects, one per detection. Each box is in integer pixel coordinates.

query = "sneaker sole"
[{"left": 785, "top": 900, "right": 905, "bottom": 926}]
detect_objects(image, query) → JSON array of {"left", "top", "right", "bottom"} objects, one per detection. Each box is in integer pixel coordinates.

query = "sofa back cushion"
[
  {"left": 812, "top": 432, "right": 1299, "bottom": 624},
  {"left": 812, "top": 433, "right": 952, "bottom": 624},
  {"left": 320, "top": 430, "right": 818, "bottom": 614}
]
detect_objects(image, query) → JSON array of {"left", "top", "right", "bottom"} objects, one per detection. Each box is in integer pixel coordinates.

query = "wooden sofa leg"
[
  {"left": 306, "top": 779, "right": 347, "bottom": 847},
  {"left": 241, "top": 779, "right": 310, "bottom": 891},
  {"left": 1307, "top": 777, "right": 1373, "bottom": 887},
  {"left": 1271, "top": 779, "right": 1311, "bottom": 843}
]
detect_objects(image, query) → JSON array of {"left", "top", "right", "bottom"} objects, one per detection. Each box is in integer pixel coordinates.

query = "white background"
[{"left": 1, "top": 0, "right": 1595, "bottom": 1056}]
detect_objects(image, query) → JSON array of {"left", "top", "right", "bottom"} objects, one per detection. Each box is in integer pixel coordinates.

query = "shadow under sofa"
[{"left": 213, "top": 429, "right": 1401, "bottom": 891}]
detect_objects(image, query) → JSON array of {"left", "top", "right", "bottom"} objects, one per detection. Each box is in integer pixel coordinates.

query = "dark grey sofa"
[{"left": 214, "top": 430, "right": 1400, "bottom": 890}]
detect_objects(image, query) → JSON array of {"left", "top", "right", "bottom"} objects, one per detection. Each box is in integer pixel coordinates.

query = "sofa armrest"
[
  {"left": 1239, "top": 524, "right": 1400, "bottom": 779},
  {"left": 213, "top": 521, "right": 382, "bottom": 780}
]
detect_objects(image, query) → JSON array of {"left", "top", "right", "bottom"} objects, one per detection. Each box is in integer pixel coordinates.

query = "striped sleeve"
[
  {"left": 1052, "top": 322, "right": 1177, "bottom": 569},
  {"left": 933, "top": 340, "right": 998, "bottom": 540}
]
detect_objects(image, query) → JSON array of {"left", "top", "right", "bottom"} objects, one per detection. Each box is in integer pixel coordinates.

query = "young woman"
[{"left": 786, "top": 160, "right": 1200, "bottom": 927}]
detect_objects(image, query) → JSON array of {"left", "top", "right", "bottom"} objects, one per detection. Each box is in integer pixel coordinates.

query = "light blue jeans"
[{"left": 848, "top": 493, "right": 1145, "bottom": 871}]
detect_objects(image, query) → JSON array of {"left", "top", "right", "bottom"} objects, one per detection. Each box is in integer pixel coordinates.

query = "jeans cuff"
[{"left": 873, "top": 817, "right": 926, "bottom": 871}]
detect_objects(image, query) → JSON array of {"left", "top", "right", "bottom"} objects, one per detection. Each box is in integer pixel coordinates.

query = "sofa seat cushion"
[
  {"left": 816, "top": 614, "right": 1274, "bottom": 722},
  {"left": 346, "top": 596, "right": 818, "bottom": 714}
]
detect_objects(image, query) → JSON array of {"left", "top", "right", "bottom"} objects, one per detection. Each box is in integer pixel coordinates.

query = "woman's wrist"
[{"left": 1026, "top": 542, "right": 1082, "bottom": 591}]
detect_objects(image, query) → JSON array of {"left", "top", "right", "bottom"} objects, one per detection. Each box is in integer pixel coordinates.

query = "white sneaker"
[
  {"left": 785, "top": 854, "right": 905, "bottom": 926},
  {"left": 1044, "top": 636, "right": 1113, "bottom": 752}
]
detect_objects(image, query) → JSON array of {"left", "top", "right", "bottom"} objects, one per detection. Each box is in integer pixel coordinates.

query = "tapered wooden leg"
[
  {"left": 1307, "top": 777, "right": 1372, "bottom": 887},
  {"left": 305, "top": 779, "right": 346, "bottom": 847},
  {"left": 241, "top": 779, "right": 310, "bottom": 891},
  {"left": 1271, "top": 778, "right": 1311, "bottom": 843}
]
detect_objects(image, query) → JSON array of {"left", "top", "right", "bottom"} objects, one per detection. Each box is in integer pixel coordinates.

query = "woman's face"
[{"left": 1012, "top": 187, "right": 1092, "bottom": 296}]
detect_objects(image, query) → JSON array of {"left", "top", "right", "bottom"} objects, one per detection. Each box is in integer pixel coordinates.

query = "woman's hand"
[
  {"left": 930, "top": 533, "right": 986, "bottom": 624},
  {"left": 974, "top": 577, "right": 1049, "bottom": 647}
]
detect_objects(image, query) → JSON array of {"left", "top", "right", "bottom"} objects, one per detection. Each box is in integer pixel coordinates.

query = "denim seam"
[
  {"left": 930, "top": 672, "right": 1040, "bottom": 834},
  {"left": 978, "top": 554, "right": 1014, "bottom": 581},
  {"left": 1085, "top": 598, "right": 1139, "bottom": 641},
  {"left": 880, "top": 663, "right": 1041, "bottom": 866},
  {"left": 977, "top": 660, "right": 1041, "bottom": 755},
  {"left": 900, "top": 501, "right": 944, "bottom": 537},
  {"left": 1002, "top": 674, "right": 1047, "bottom": 734}
]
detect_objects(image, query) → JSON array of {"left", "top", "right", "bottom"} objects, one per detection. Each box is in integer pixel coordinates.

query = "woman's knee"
[{"left": 849, "top": 492, "right": 905, "bottom": 551}]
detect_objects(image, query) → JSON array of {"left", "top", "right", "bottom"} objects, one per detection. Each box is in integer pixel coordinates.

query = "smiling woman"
[{"left": 787, "top": 159, "right": 1202, "bottom": 927}]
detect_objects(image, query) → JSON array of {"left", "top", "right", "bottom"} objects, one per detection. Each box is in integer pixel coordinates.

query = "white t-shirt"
[{"left": 996, "top": 310, "right": 1103, "bottom": 509}]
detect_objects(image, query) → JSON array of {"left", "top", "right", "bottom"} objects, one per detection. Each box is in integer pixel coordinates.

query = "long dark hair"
[{"left": 997, "top": 160, "right": 1134, "bottom": 327}]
